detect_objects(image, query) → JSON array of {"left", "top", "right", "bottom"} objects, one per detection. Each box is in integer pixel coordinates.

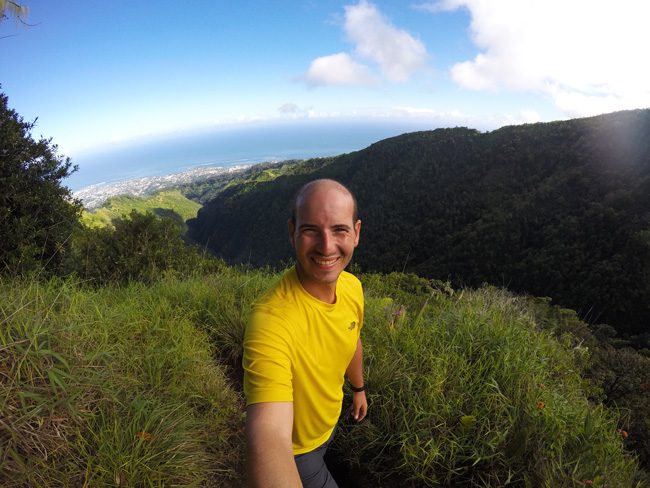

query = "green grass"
[
  {"left": 0, "top": 275, "right": 243, "bottom": 487},
  {"left": 82, "top": 190, "right": 201, "bottom": 228},
  {"left": 332, "top": 274, "right": 643, "bottom": 487},
  {"left": 151, "top": 267, "right": 276, "bottom": 366},
  {"left": 1, "top": 269, "right": 644, "bottom": 487}
]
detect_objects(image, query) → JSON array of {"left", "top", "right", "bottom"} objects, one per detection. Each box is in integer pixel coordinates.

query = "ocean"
[{"left": 65, "top": 119, "right": 441, "bottom": 191}]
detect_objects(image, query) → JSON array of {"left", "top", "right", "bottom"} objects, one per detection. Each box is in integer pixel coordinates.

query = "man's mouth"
[{"left": 312, "top": 257, "right": 339, "bottom": 267}]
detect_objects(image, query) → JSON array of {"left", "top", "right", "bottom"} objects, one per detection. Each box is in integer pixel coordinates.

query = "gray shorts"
[{"left": 294, "top": 429, "right": 338, "bottom": 488}]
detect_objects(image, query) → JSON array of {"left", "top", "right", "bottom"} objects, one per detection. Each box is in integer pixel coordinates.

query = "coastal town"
[{"left": 73, "top": 164, "right": 250, "bottom": 209}]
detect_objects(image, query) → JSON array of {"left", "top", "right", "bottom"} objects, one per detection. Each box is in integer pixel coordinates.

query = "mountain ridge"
[{"left": 188, "top": 109, "right": 650, "bottom": 333}]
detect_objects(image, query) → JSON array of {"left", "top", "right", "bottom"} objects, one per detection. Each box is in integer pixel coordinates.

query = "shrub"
[
  {"left": 67, "top": 210, "right": 224, "bottom": 284},
  {"left": 588, "top": 346, "right": 650, "bottom": 472},
  {"left": 331, "top": 279, "right": 641, "bottom": 486},
  {"left": 527, "top": 296, "right": 650, "bottom": 478}
]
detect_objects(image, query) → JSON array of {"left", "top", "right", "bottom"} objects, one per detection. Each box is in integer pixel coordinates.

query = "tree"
[
  {"left": 68, "top": 210, "right": 224, "bottom": 285},
  {"left": 0, "top": 1, "right": 27, "bottom": 22},
  {"left": 0, "top": 90, "right": 82, "bottom": 274}
]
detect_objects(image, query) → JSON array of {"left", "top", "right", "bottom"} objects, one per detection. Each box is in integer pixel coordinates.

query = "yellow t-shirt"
[{"left": 243, "top": 266, "right": 364, "bottom": 455}]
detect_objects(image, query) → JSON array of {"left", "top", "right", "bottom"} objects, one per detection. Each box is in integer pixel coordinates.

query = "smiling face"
[{"left": 288, "top": 180, "right": 361, "bottom": 303}]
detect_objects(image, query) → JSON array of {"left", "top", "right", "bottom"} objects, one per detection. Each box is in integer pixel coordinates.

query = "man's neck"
[{"left": 294, "top": 266, "right": 337, "bottom": 304}]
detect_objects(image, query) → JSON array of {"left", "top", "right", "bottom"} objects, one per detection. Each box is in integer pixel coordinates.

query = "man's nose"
[{"left": 318, "top": 231, "right": 336, "bottom": 255}]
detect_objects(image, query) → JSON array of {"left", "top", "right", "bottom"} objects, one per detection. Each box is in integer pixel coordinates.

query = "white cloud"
[
  {"left": 303, "top": 53, "right": 376, "bottom": 87},
  {"left": 344, "top": 1, "right": 428, "bottom": 82},
  {"left": 519, "top": 110, "right": 541, "bottom": 124},
  {"left": 411, "top": 1, "right": 456, "bottom": 13},
  {"left": 550, "top": 89, "right": 626, "bottom": 119},
  {"left": 301, "top": 1, "right": 427, "bottom": 87},
  {"left": 423, "top": 0, "right": 650, "bottom": 116},
  {"left": 278, "top": 102, "right": 300, "bottom": 114},
  {"left": 393, "top": 106, "right": 441, "bottom": 116},
  {"left": 388, "top": 105, "right": 545, "bottom": 130}
]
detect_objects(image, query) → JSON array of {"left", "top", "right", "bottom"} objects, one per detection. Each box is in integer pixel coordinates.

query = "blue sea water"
[{"left": 65, "top": 119, "right": 441, "bottom": 191}]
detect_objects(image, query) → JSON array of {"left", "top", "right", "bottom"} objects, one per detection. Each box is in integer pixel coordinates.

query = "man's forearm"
[
  {"left": 345, "top": 338, "right": 368, "bottom": 421},
  {"left": 246, "top": 433, "right": 301, "bottom": 487},
  {"left": 345, "top": 338, "right": 364, "bottom": 387},
  {"left": 246, "top": 403, "right": 302, "bottom": 488}
]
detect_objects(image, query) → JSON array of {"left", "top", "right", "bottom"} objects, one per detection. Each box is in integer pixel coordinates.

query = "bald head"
[{"left": 290, "top": 179, "right": 358, "bottom": 225}]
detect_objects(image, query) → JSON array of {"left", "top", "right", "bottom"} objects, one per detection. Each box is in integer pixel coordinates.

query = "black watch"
[{"left": 349, "top": 382, "right": 366, "bottom": 393}]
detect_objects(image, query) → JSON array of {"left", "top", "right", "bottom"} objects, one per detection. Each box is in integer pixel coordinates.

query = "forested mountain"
[{"left": 187, "top": 110, "right": 650, "bottom": 334}]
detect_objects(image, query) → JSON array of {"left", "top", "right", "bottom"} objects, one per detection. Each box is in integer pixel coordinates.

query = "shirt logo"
[{"left": 348, "top": 321, "right": 357, "bottom": 330}]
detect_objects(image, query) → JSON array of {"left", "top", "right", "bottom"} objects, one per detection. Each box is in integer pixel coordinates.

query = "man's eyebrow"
[
  {"left": 298, "top": 223, "right": 352, "bottom": 230},
  {"left": 298, "top": 223, "right": 319, "bottom": 230}
]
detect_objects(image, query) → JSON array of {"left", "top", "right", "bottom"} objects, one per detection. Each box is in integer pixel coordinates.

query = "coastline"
[{"left": 73, "top": 164, "right": 251, "bottom": 209}]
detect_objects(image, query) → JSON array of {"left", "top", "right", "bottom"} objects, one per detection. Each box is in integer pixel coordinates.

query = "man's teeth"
[{"left": 314, "top": 257, "right": 338, "bottom": 265}]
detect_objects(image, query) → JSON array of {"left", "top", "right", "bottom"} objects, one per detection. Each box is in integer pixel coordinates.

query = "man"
[{"left": 243, "top": 179, "right": 367, "bottom": 487}]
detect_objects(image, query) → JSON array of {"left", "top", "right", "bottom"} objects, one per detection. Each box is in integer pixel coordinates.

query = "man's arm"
[
  {"left": 246, "top": 401, "right": 302, "bottom": 488},
  {"left": 345, "top": 338, "right": 368, "bottom": 422}
]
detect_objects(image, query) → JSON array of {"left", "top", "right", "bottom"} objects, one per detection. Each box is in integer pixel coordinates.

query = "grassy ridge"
[
  {"left": 1, "top": 269, "right": 644, "bottom": 486},
  {"left": 82, "top": 190, "right": 201, "bottom": 227}
]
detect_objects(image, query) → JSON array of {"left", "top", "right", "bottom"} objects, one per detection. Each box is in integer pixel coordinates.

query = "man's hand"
[
  {"left": 246, "top": 402, "right": 302, "bottom": 488},
  {"left": 351, "top": 391, "right": 367, "bottom": 422},
  {"left": 346, "top": 338, "right": 368, "bottom": 422}
]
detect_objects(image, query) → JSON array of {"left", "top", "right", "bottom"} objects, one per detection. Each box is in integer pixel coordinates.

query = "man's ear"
[
  {"left": 354, "top": 219, "right": 362, "bottom": 247},
  {"left": 287, "top": 219, "right": 296, "bottom": 248}
]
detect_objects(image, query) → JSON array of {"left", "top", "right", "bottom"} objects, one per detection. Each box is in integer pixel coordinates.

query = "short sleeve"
[
  {"left": 243, "top": 308, "right": 294, "bottom": 405},
  {"left": 358, "top": 282, "right": 364, "bottom": 333},
  {"left": 352, "top": 274, "right": 364, "bottom": 333}
]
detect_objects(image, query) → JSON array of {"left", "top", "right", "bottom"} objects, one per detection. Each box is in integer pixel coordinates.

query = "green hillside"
[
  {"left": 79, "top": 160, "right": 321, "bottom": 230},
  {"left": 178, "top": 158, "right": 335, "bottom": 204},
  {"left": 2, "top": 269, "right": 646, "bottom": 486},
  {"left": 187, "top": 110, "right": 650, "bottom": 336},
  {"left": 82, "top": 190, "right": 201, "bottom": 228}
]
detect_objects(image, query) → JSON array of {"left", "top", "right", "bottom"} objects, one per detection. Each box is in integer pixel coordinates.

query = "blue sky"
[{"left": 2, "top": 0, "right": 649, "bottom": 159}]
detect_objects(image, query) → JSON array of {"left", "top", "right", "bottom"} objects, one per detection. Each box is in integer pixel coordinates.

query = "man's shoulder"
[
  {"left": 339, "top": 270, "right": 363, "bottom": 291},
  {"left": 252, "top": 269, "right": 298, "bottom": 315},
  {"left": 338, "top": 271, "right": 364, "bottom": 307}
]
